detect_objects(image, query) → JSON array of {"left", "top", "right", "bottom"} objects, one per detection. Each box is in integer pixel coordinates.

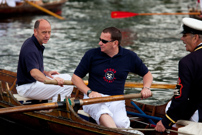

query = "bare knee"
[
  {"left": 99, "top": 114, "right": 117, "bottom": 128},
  {"left": 114, "top": 117, "right": 130, "bottom": 128}
]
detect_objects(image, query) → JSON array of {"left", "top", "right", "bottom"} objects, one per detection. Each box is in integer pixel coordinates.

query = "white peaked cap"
[{"left": 181, "top": 17, "right": 202, "bottom": 34}]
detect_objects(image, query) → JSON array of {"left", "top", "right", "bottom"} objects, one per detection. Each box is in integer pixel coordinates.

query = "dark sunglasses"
[
  {"left": 99, "top": 38, "right": 115, "bottom": 44},
  {"left": 182, "top": 33, "right": 194, "bottom": 38}
]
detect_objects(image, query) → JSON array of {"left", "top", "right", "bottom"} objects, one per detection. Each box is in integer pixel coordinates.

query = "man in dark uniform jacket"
[{"left": 155, "top": 17, "right": 202, "bottom": 132}]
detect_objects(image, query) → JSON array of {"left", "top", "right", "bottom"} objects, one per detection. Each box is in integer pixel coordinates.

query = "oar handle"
[
  {"left": 139, "top": 12, "right": 201, "bottom": 16},
  {"left": 71, "top": 93, "right": 143, "bottom": 106},
  {"left": 44, "top": 80, "right": 89, "bottom": 85},
  {"left": 44, "top": 80, "right": 74, "bottom": 85}
]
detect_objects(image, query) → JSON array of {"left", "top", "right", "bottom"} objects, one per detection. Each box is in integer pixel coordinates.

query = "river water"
[{"left": 0, "top": 0, "right": 197, "bottom": 106}]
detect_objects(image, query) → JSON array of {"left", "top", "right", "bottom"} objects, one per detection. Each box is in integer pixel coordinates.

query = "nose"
[
  {"left": 47, "top": 33, "right": 51, "bottom": 37},
  {"left": 98, "top": 40, "right": 102, "bottom": 45},
  {"left": 180, "top": 36, "right": 184, "bottom": 41},
  {"left": 45, "top": 32, "right": 51, "bottom": 37}
]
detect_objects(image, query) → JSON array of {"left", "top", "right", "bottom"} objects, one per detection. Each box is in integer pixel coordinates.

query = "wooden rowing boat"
[
  {"left": 0, "top": 69, "right": 181, "bottom": 135},
  {"left": 0, "top": 0, "right": 67, "bottom": 17},
  {"left": 188, "top": 6, "right": 202, "bottom": 20}
]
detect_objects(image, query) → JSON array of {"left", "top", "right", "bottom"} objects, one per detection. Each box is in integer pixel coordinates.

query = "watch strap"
[{"left": 87, "top": 90, "right": 92, "bottom": 97}]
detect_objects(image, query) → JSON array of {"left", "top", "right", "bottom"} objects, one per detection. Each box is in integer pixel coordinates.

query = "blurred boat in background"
[{"left": 0, "top": 0, "right": 67, "bottom": 18}]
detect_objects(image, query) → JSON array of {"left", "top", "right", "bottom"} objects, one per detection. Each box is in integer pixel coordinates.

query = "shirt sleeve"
[
  {"left": 74, "top": 50, "right": 92, "bottom": 78},
  {"left": 130, "top": 52, "right": 148, "bottom": 76}
]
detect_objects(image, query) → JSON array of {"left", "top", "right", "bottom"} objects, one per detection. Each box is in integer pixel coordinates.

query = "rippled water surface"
[{"left": 0, "top": 0, "right": 197, "bottom": 105}]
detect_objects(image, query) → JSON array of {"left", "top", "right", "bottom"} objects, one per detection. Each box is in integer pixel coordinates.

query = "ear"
[
  {"left": 113, "top": 40, "right": 119, "bottom": 46},
  {"left": 192, "top": 35, "right": 201, "bottom": 46},
  {"left": 196, "top": 34, "right": 200, "bottom": 40},
  {"left": 193, "top": 34, "right": 199, "bottom": 42},
  {"left": 34, "top": 28, "right": 37, "bottom": 35}
]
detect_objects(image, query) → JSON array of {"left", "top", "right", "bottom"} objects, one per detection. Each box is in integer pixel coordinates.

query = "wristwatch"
[
  {"left": 143, "top": 87, "right": 150, "bottom": 90},
  {"left": 87, "top": 90, "right": 92, "bottom": 97}
]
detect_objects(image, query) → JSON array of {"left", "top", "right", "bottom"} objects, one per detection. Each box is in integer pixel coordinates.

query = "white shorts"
[
  {"left": 16, "top": 74, "right": 74, "bottom": 102},
  {"left": 83, "top": 94, "right": 130, "bottom": 128}
]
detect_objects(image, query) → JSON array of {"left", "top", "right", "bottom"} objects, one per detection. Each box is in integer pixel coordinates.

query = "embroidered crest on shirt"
[{"left": 103, "top": 68, "right": 116, "bottom": 83}]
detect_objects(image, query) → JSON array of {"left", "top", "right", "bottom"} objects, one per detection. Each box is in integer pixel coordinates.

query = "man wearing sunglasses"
[
  {"left": 72, "top": 27, "right": 152, "bottom": 132},
  {"left": 155, "top": 18, "right": 202, "bottom": 133}
]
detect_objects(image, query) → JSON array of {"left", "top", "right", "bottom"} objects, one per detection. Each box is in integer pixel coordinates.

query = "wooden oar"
[
  {"left": 25, "top": 0, "right": 65, "bottom": 20},
  {"left": 0, "top": 102, "right": 65, "bottom": 115},
  {"left": 44, "top": 80, "right": 176, "bottom": 89},
  {"left": 111, "top": 11, "right": 201, "bottom": 18},
  {"left": 70, "top": 93, "right": 143, "bottom": 107},
  {"left": 0, "top": 93, "right": 142, "bottom": 114},
  {"left": 118, "top": 128, "right": 193, "bottom": 135},
  {"left": 123, "top": 118, "right": 193, "bottom": 135}
]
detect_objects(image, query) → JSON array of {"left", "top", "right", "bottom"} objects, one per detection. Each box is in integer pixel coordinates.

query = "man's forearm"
[
  {"left": 71, "top": 74, "right": 91, "bottom": 95},
  {"left": 30, "top": 69, "right": 50, "bottom": 82},
  {"left": 143, "top": 71, "right": 153, "bottom": 88}
]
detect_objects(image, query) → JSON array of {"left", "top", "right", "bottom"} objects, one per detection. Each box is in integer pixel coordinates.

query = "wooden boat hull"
[
  {"left": 0, "top": 111, "right": 126, "bottom": 135},
  {"left": 0, "top": 0, "right": 67, "bottom": 17},
  {"left": 0, "top": 69, "right": 177, "bottom": 135}
]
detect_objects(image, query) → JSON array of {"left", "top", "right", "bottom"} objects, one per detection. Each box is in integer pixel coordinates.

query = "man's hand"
[
  {"left": 54, "top": 77, "right": 64, "bottom": 87},
  {"left": 88, "top": 91, "right": 102, "bottom": 98},
  {"left": 155, "top": 120, "right": 166, "bottom": 132},
  {"left": 141, "top": 88, "right": 152, "bottom": 99},
  {"left": 45, "top": 71, "right": 59, "bottom": 78}
]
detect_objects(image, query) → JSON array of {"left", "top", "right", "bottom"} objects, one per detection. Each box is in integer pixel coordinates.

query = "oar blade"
[{"left": 111, "top": 11, "right": 138, "bottom": 18}]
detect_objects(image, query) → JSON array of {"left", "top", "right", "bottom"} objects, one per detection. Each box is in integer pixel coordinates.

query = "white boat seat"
[
  {"left": 78, "top": 110, "right": 96, "bottom": 123},
  {"left": 13, "top": 94, "right": 47, "bottom": 104},
  {"left": 78, "top": 110, "right": 90, "bottom": 117},
  {"left": 78, "top": 110, "right": 91, "bottom": 121}
]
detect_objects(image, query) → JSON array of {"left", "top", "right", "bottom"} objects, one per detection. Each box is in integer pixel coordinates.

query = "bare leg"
[{"left": 99, "top": 114, "right": 117, "bottom": 128}]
